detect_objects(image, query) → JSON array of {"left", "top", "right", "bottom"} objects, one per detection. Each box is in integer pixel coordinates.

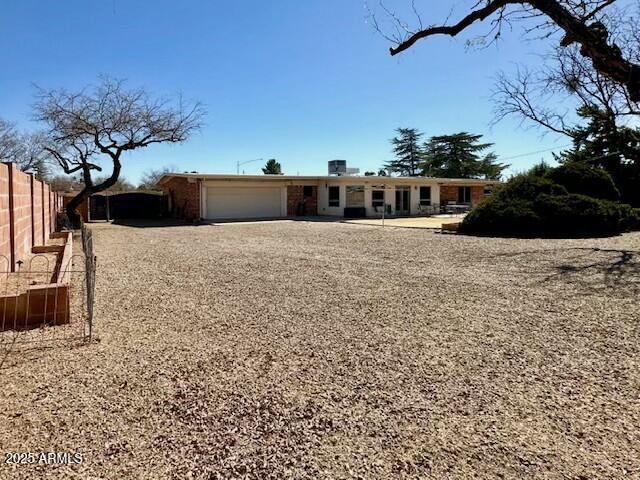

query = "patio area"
[{"left": 344, "top": 214, "right": 465, "bottom": 229}]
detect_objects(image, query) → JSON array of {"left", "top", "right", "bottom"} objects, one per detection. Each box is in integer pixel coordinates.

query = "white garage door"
[{"left": 206, "top": 186, "right": 283, "bottom": 220}]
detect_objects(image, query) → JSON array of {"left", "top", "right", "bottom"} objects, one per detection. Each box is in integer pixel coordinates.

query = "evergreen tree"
[
  {"left": 385, "top": 128, "right": 424, "bottom": 176},
  {"left": 421, "top": 132, "right": 508, "bottom": 180},
  {"left": 555, "top": 106, "right": 640, "bottom": 206},
  {"left": 262, "top": 158, "right": 282, "bottom": 175}
]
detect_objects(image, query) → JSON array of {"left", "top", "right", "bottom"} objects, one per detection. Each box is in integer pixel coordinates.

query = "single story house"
[{"left": 157, "top": 173, "right": 500, "bottom": 221}]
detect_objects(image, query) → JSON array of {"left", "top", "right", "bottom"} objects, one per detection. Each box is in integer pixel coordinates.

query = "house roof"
[{"left": 157, "top": 173, "right": 501, "bottom": 186}]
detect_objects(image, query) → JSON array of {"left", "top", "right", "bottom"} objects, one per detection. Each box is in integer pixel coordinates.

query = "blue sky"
[{"left": 0, "top": 0, "right": 574, "bottom": 182}]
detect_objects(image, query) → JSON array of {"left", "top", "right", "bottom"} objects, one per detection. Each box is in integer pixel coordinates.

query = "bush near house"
[
  {"left": 547, "top": 161, "right": 620, "bottom": 201},
  {"left": 461, "top": 165, "right": 639, "bottom": 237}
]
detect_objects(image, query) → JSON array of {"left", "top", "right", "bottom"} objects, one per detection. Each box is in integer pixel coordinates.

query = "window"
[
  {"left": 346, "top": 185, "right": 365, "bottom": 207},
  {"left": 303, "top": 186, "right": 313, "bottom": 198},
  {"left": 458, "top": 186, "right": 471, "bottom": 204},
  {"left": 372, "top": 190, "right": 384, "bottom": 208},
  {"left": 328, "top": 186, "right": 340, "bottom": 207},
  {"left": 419, "top": 186, "right": 431, "bottom": 206},
  {"left": 484, "top": 186, "right": 493, "bottom": 197}
]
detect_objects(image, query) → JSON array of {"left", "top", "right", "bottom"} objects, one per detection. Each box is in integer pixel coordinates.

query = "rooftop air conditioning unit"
[{"left": 328, "top": 160, "right": 347, "bottom": 176}]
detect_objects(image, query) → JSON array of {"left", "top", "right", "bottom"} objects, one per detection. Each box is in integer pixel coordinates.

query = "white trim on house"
[
  {"left": 158, "top": 173, "right": 497, "bottom": 186},
  {"left": 158, "top": 174, "right": 500, "bottom": 220}
]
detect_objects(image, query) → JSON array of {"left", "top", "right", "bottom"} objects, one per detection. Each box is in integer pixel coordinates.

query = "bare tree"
[
  {"left": 492, "top": 8, "right": 639, "bottom": 136},
  {"left": 0, "top": 119, "right": 48, "bottom": 174},
  {"left": 369, "top": 0, "right": 640, "bottom": 102},
  {"left": 0, "top": 119, "right": 21, "bottom": 163},
  {"left": 35, "top": 77, "right": 204, "bottom": 225},
  {"left": 47, "top": 174, "right": 83, "bottom": 192},
  {"left": 18, "top": 132, "right": 50, "bottom": 175},
  {"left": 92, "top": 175, "right": 136, "bottom": 192},
  {"left": 138, "top": 165, "right": 176, "bottom": 190}
]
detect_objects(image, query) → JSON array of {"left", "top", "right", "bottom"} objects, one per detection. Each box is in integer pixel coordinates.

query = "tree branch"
[
  {"left": 390, "top": 0, "right": 512, "bottom": 55},
  {"left": 386, "top": 0, "right": 640, "bottom": 102}
]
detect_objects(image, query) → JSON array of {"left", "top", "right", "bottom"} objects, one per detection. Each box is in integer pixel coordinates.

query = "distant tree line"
[{"left": 382, "top": 128, "right": 508, "bottom": 180}]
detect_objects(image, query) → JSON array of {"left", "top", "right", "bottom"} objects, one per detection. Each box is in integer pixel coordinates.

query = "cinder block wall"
[
  {"left": 161, "top": 177, "right": 200, "bottom": 220},
  {"left": 33, "top": 177, "right": 44, "bottom": 246},
  {"left": 0, "top": 163, "right": 61, "bottom": 271},
  {"left": 44, "top": 184, "right": 52, "bottom": 241},
  {"left": 12, "top": 164, "right": 33, "bottom": 262},
  {"left": 0, "top": 164, "right": 11, "bottom": 264}
]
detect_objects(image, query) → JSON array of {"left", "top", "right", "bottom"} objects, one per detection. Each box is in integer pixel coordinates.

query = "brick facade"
[
  {"left": 162, "top": 177, "right": 201, "bottom": 221},
  {"left": 287, "top": 185, "right": 317, "bottom": 216},
  {"left": 440, "top": 185, "right": 485, "bottom": 206},
  {"left": 439, "top": 185, "right": 457, "bottom": 204},
  {"left": 471, "top": 186, "right": 485, "bottom": 206}
]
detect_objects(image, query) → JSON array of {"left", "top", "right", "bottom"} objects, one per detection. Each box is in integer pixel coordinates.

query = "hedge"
[
  {"left": 460, "top": 171, "right": 638, "bottom": 237},
  {"left": 547, "top": 162, "right": 620, "bottom": 201}
]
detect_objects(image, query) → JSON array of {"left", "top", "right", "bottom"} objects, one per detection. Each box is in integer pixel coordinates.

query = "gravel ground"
[{"left": 1, "top": 220, "right": 639, "bottom": 479}]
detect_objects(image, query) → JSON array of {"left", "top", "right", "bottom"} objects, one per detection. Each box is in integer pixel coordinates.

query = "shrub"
[
  {"left": 527, "top": 161, "right": 554, "bottom": 178},
  {"left": 534, "top": 193, "right": 633, "bottom": 235},
  {"left": 461, "top": 186, "right": 636, "bottom": 237},
  {"left": 495, "top": 174, "right": 567, "bottom": 201},
  {"left": 462, "top": 197, "right": 541, "bottom": 236},
  {"left": 460, "top": 161, "right": 639, "bottom": 237},
  {"left": 548, "top": 162, "right": 620, "bottom": 201}
]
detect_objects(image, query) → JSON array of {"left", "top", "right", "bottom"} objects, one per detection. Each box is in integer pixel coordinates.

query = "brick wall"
[
  {"left": 162, "top": 177, "right": 200, "bottom": 221},
  {"left": 471, "top": 186, "right": 485, "bottom": 206},
  {"left": 44, "top": 184, "right": 52, "bottom": 240},
  {"left": 11, "top": 164, "right": 33, "bottom": 264},
  {"left": 0, "top": 164, "right": 10, "bottom": 264},
  {"left": 0, "top": 163, "right": 61, "bottom": 271},
  {"left": 33, "top": 178, "right": 44, "bottom": 246},
  {"left": 440, "top": 185, "right": 459, "bottom": 204},
  {"left": 440, "top": 185, "right": 486, "bottom": 206},
  {"left": 287, "top": 185, "right": 317, "bottom": 216}
]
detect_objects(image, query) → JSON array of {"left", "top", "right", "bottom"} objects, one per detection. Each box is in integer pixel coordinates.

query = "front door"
[{"left": 395, "top": 187, "right": 410, "bottom": 216}]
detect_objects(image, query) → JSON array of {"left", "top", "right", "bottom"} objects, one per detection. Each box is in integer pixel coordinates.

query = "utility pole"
[{"left": 236, "top": 158, "right": 264, "bottom": 175}]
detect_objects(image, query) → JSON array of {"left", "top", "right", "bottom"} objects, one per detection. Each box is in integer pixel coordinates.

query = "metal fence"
[{"left": 0, "top": 224, "right": 96, "bottom": 366}]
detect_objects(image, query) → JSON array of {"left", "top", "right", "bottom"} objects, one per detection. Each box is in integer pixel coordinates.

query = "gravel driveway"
[{"left": 1, "top": 221, "right": 639, "bottom": 479}]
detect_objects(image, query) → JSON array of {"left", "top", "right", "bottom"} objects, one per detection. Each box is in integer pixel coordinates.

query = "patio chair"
[{"left": 417, "top": 204, "right": 432, "bottom": 216}]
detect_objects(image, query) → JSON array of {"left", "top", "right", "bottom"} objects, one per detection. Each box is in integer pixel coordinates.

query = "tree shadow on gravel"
[
  {"left": 108, "top": 218, "right": 198, "bottom": 228},
  {"left": 494, "top": 247, "right": 640, "bottom": 296},
  {"left": 0, "top": 333, "right": 88, "bottom": 370},
  {"left": 110, "top": 217, "right": 345, "bottom": 228}
]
